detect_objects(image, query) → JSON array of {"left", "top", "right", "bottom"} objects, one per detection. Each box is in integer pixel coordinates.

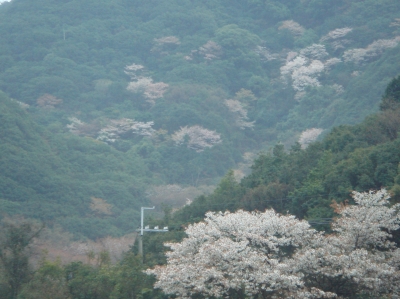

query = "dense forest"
[{"left": 2, "top": 78, "right": 400, "bottom": 298}]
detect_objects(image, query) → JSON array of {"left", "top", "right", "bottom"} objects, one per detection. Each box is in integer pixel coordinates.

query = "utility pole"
[{"left": 136, "top": 206, "right": 168, "bottom": 261}]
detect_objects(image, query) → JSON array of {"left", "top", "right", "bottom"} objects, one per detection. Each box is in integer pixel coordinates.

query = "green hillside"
[
  {"left": 0, "top": 92, "right": 151, "bottom": 239},
  {"left": 172, "top": 76, "right": 400, "bottom": 231}
]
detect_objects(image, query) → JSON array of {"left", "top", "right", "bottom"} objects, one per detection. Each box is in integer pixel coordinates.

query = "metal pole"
[
  {"left": 140, "top": 206, "right": 155, "bottom": 235},
  {"left": 138, "top": 206, "right": 155, "bottom": 261},
  {"left": 138, "top": 235, "right": 143, "bottom": 256}
]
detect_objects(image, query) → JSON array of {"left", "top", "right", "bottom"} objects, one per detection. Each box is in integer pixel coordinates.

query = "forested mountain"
[
  {"left": 173, "top": 76, "right": 400, "bottom": 229},
  {"left": 0, "top": 0, "right": 400, "bottom": 238},
  {"left": 144, "top": 76, "right": 400, "bottom": 279},
  {"left": 0, "top": 92, "right": 152, "bottom": 239}
]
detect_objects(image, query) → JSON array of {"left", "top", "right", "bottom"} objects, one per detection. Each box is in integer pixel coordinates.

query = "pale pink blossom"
[
  {"left": 279, "top": 20, "right": 305, "bottom": 36},
  {"left": 224, "top": 99, "right": 255, "bottom": 129},
  {"left": 97, "top": 118, "right": 155, "bottom": 143},
  {"left": 298, "top": 128, "right": 324, "bottom": 148},
  {"left": 320, "top": 27, "right": 353, "bottom": 42},
  {"left": 254, "top": 46, "right": 279, "bottom": 61},
  {"left": 300, "top": 44, "right": 328, "bottom": 60},
  {"left": 343, "top": 37, "right": 400, "bottom": 64},
  {"left": 125, "top": 64, "right": 169, "bottom": 104},
  {"left": 146, "top": 209, "right": 323, "bottom": 298},
  {"left": 198, "top": 40, "right": 223, "bottom": 60},
  {"left": 147, "top": 189, "right": 400, "bottom": 298},
  {"left": 390, "top": 18, "right": 400, "bottom": 27},
  {"left": 36, "top": 94, "right": 63, "bottom": 109},
  {"left": 171, "top": 125, "right": 221, "bottom": 152}
]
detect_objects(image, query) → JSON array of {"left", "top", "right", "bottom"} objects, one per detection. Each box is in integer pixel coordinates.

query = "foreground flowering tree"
[
  {"left": 146, "top": 189, "right": 400, "bottom": 299},
  {"left": 146, "top": 210, "right": 334, "bottom": 298},
  {"left": 295, "top": 189, "right": 400, "bottom": 298}
]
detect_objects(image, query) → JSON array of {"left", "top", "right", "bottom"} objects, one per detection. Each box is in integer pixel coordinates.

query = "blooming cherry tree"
[
  {"left": 198, "top": 40, "right": 223, "bottom": 60},
  {"left": 320, "top": 28, "right": 353, "bottom": 42},
  {"left": 97, "top": 118, "right": 155, "bottom": 143},
  {"left": 171, "top": 125, "right": 221, "bottom": 152},
  {"left": 298, "top": 128, "right": 324, "bottom": 149},
  {"left": 343, "top": 37, "right": 400, "bottom": 64},
  {"left": 294, "top": 189, "right": 400, "bottom": 297},
  {"left": 146, "top": 210, "right": 334, "bottom": 299},
  {"left": 254, "top": 46, "right": 279, "bottom": 61},
  {"left": 185, "top": 41, "right": 223, "bottom": 61},
  {"left": 151, "top": 36, "right": 181, "bottom": 54},
  {"left": 300, "top": 44, "right": 329, "bottom": 60},
  {"left": 66, "top": 117, "right": 85, "bottom": 135},
  {"left": 125, "top": 63, "right": 169, "bottom": 105},
  {"left": 320, "top": 28, "right": 353, "bottom": 50},
  {"left": 124, "top": 63, "right": 145, "bottom": 80},
  {"left": 278, "top": 20, "right": 305, "bottom": 36},
  {"left": 36, "top": 94, "right": 63, "bottom": 109},
  {"left": 224, "top": 99, "right": 255, "bottom": 129},
  {"left": 147, "top": 189, "right": 400, "bottom": 298},
  {"left": 280, "top": 55, "right": 325, "bottom": 91}
]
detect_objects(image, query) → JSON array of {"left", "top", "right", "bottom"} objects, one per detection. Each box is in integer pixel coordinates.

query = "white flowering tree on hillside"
[
  {"left": 278, "top": 20, "right": 305, "bottom": 36},
  {"left": 125, "top": 63, "right": 169, "bottom": 105},
  {"left": 97, "top": 118, "right": 155, "bottom": 143},
  {"left": 298, "top": 128, "right": 324, "bottom": 149},
  {"left": 146, "top": 189, "right": 400, "bottom": 299},
  {"left": 224, "top": 99, "right": 255, "bottom": 129},
  {"left": 280, "top": 45, "right": 327, "bottom": 92},
  {"left": 343, "top": 37, "right": 400, "bottom": 64},
  {"left": 171, "top": 125, "right": 222, "bottom": 152}
]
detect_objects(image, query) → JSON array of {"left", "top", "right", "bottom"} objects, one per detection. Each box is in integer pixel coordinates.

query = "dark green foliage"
[
  {"left": 383, "top": 75, "right": 400, "bottom": 101},
  {"left": 175, "top": 95, "right": 400, "bottom": 230},
  {"left": 0, "top": 221, "right": 43, "bottom": 299},
  {"left": 17, "top": 259, "right": 70, "bottom": 299},
  {"left": 0, "top": 93, "right": 149, "bottom": 239}
]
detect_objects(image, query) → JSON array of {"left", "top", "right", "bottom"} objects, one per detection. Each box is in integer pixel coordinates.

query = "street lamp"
[{"left": 136, "top": 206, "right": 169, "bottom": 259}]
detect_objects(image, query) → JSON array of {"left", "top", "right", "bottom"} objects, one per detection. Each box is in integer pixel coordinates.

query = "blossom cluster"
[
  {"left": 125, "top": 63, "right": 169, "bottom": 105},
  {"left": 224, "top": 99, "right": 255, "bottom": 129},
  {"left": 171, "top": 125, "right": 221, "bottom": 152},
  {"left": 320, "top": 27, "right": 353, "bottom": 42},
  {"left": 320, "top": 27, "right": 353, "bottom": 50},
  {"left": 153, "top": 36, "right": 180, "bottom": 46},
  {"left": 66, "top": 117, "right": 154, "bottom": 143},
  {"left": 185, "top": 40, "right": 223, "bottom": 61},
  {"left": 280, "top": 43, "right": 346, "bottom": 93},
  {"left": 391, "top": 18, "right": 400, "bottom": 27},
  {"left": 66, "top": 117, "right": 85, "bottom": 135},
  {"left": 278, "top": 20, "right": 305, "bottom": 36},
  {"left": 36, "top": 93, "right": 63, "bottom": 108},
  {"left": 343, "top": 36, "right": 400, "bottom": 64},
  {"left": 11, "top": 99, "right": 29, "bottom": 109},
  {"left": 280, "top": 53, "right": 325, "bottom": 91},
  {"left": 298, "top": 128, "right": 324, "bottom": 148},
  {"left": 254, "top": 45, "right": 279, "bottom": 61},
  {"left": 97, "top": 118, "right": 155, "bottom": 143},
  {"left": 198, "top": 40, "right": 223, "bottom": 60},
  {"left": 147, "top": 189, "right": 400, "bottom": 298},
  {"left": 151, "top": 36, "right": 181, "bottom": 54}
]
